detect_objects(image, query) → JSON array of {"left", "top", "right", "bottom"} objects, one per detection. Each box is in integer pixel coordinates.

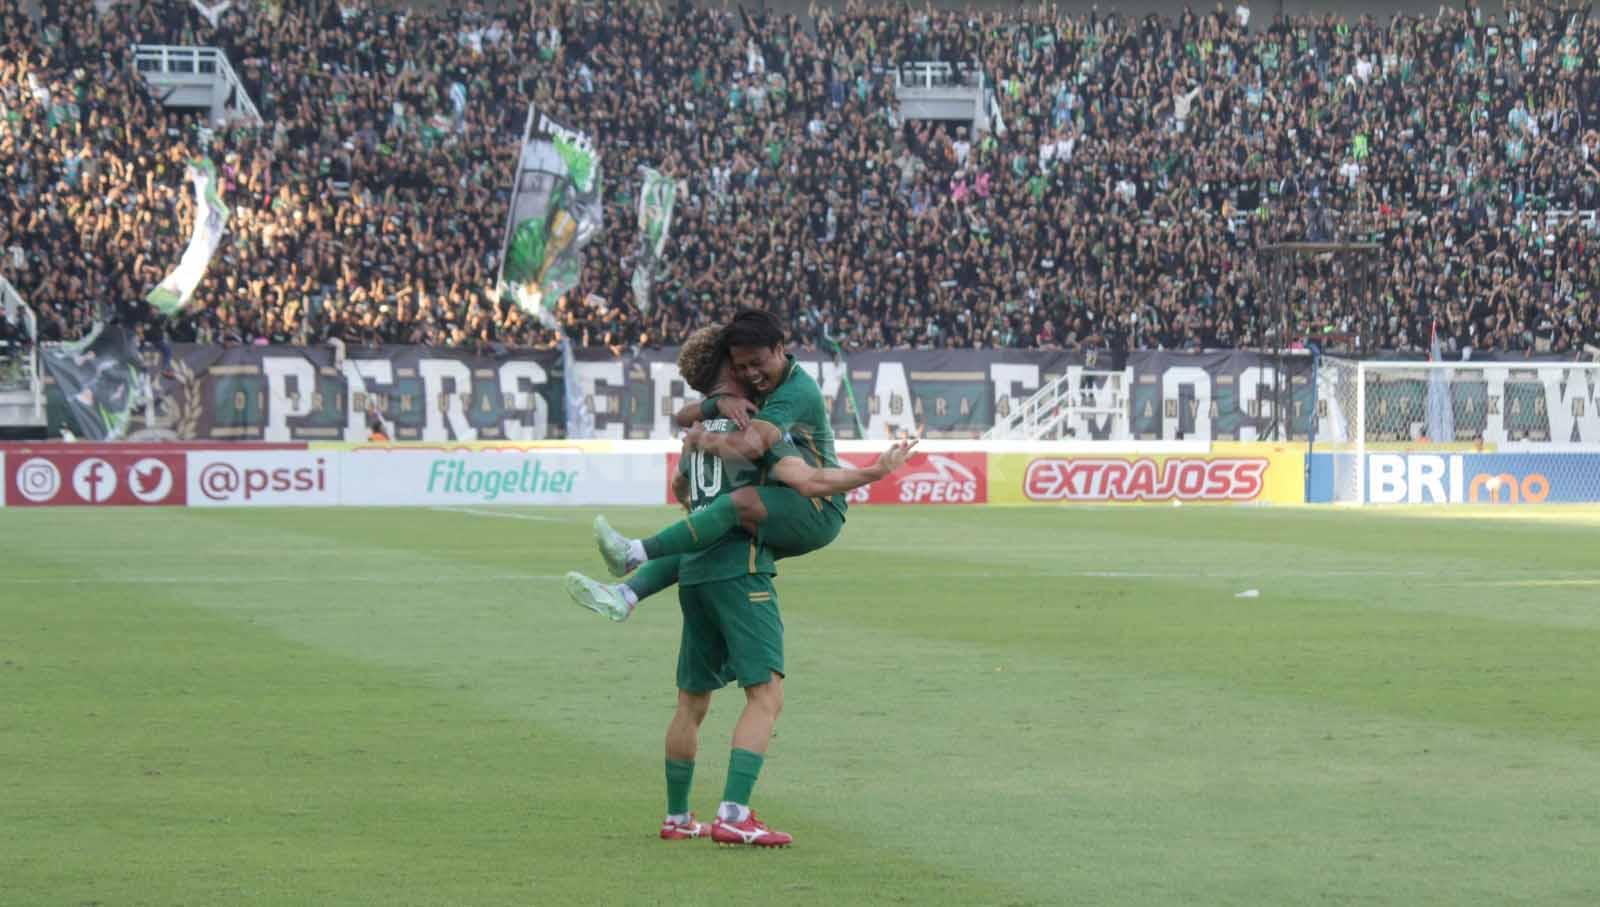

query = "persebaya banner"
[
  {"left": 497, "top": 105, "right": 603, "bottom": 324},
  {"left": 146, "top": 159, "right": 230, "bottom": 315},
  {"left": 39, "top": 346, "right": 1600, "bottom": 445},
  {"left": 39, "top": 323, "right": 151, "bottom": 441},
  {"left": 630, "top": 168, "right": 676, "bottom": 314}
]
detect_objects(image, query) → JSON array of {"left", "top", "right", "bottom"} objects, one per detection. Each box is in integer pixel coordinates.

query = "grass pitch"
[{"left": 3, "top": 504, "right": 1600, "bottom": 906}]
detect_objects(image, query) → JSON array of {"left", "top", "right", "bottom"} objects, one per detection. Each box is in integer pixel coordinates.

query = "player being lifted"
[
  {"left": 566, "top": 309, "right": 903, "bottom": 620},
  {"left": 593, "top": 330, "right": 911, "bottom": 846}
]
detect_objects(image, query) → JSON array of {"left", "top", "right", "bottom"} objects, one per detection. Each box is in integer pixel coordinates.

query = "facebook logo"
[{"left": 71, "top": 458, "right": 118, "bottom": 503}]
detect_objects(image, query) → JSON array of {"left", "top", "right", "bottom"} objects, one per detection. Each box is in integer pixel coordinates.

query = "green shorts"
[
  {"left": 755, "top": 486, "right": 844, "bottom": 558},
  {"left": 676, "top": 573, "right": 785, "bottom": 693}
]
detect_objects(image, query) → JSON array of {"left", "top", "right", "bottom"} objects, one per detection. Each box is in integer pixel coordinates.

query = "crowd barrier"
[
  {"left": 6, "top": 441, "right": 1600, "bottom": 508},
  {"left": 0, "top": 440, "right": 1305, "bottom": 508}
]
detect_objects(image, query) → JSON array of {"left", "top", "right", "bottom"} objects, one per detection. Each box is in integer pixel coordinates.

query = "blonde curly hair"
[{"left": 676, "top": 325, "right": 727, "bottom": 396}]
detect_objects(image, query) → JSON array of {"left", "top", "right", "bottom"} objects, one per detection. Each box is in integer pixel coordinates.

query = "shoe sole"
[
  {"left": 711, "top": 830, "right": 792, "bottom": 848},
  {"left": 714, "top": 840, "right": 791, "bottom": 848},
  {"left": 564, "top": 573, "right": 625, "bottom": 621}
]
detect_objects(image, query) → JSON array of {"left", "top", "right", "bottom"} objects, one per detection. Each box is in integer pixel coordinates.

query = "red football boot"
[
  {"left": 710, "top": 811, "right": 793, "bottom": 848},
  {"left": 659, "top": 814, "right": 709, "bottom": 840}
]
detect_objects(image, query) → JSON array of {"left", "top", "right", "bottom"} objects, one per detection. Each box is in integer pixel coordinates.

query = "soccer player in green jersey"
[
  {"left": 571, "top": 359, "right": 910, "bottom": 847},
  {"left": 590, "top": 308, "right": 856, "bottom": 588},
  {"left": 567, "top": 319, "right": 910, "bottom": 621},
  {"left": 649, "top": 418, "right": 794, "bottom": 846}
]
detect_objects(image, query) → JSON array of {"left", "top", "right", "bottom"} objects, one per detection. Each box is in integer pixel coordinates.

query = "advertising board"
[
  {"left": 3, "top": 450, "right": 186, "bottom": 507},
  {"left": 1363, "top": 452, "right": 1600, "bottom": 504},
  {"left": 987, "top": 445, "right": 1304, "bottom": 505},
  {"left": 186, "top": 450, "right": 339, "bottom": 507},
  {"left": 341, "top": 447, "right": 665, "bottom": 507}
]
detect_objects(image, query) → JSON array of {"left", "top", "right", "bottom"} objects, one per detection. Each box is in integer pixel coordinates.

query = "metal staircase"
[
  {"left": 984, "top": 368, "right": 1129, "bottom": 440},
  {"left": 0, "top": 276, "right": 45, "bottom": 436},
  {"left": 133, "top": 45, "right": 261, "bottom": 126}
]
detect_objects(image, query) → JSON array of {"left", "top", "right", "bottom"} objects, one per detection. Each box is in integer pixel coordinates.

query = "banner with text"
[
  {"left": 663, "top": 450, "right": 988, "bottom": 506},
  {"left": 498, "top": 106, "right": 603, "bottom": 323},
  {"left": 339, "top": 447, "right": 663, "bottom": 507},
  {"left": 987, "top": 444, "right": 1304, "bottom": 505},
  {"left": 48, "top": 346, "right": 1600, "bottom": 446},
  {"left": 1311, "top": 452, "right": 1600, "bottom": 504}
]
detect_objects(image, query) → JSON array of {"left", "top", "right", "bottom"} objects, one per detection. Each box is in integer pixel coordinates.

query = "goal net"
[{"left": 1313, "top": 358, "right": 1600, "bottom": 504}]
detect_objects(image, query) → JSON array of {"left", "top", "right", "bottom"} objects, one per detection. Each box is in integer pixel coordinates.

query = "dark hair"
[{"left": 723, "top": 308, "right": 785, "bottom": 350}]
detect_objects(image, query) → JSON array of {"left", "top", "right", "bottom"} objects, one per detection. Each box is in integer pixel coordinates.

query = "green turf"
[{"left": 3, "top": 504, "right": 1599, "bottom": 905}]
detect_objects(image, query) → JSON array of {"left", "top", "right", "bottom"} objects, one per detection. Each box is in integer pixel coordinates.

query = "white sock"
[
  {"left": 717, "top": 801, "right": 750, "bottom": 822},
  {"left": 666, "top": 812, "right": 690, "bottom": 825},
  {"left": 627, "top": 539, "right": 647, "bottom": 567},
  {"left": 619, "top": 585, "right": 639, "bottom": 607}
]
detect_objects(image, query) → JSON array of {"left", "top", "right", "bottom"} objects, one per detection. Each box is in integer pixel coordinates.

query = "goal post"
[{"left": 1311, "top": 359, "right": 1600, "bottom": 504}]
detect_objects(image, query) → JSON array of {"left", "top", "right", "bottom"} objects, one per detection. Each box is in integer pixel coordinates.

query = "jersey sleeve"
[{"left": 753, "top": 389, "right": 800, "bottom": 436}]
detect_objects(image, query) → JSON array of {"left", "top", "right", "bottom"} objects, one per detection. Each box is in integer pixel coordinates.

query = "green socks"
[
  {"left": 642, "top": 494, "right": 739, "bottom": 559},
  {"left": 626, "top": 556, "right": 681, "bottom": 602},
  {"left": 666, "top": 759, "right": 695, "bottom": 816},
  {"left": 721, "top": 748, "right": 765, "bottom": 807}
]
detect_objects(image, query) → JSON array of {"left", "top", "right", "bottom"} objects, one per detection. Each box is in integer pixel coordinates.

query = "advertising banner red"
[
  {"left": 665, "top": 451, "right": 988, "bottom": 506},
  {"left": 838, "top": 452, "right": 988, "bottom": 505},
  {"left": 5, "top": 451, "right": 187, "bottom": 507}
]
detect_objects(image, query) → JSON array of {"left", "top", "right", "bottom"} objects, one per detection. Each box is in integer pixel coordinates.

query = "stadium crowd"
[{"left": 4, "top": 0, "right": 1600, "bottom": 356}]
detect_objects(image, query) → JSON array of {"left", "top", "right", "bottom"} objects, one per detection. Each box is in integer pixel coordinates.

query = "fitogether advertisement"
[
  {"left": 987, "top": 445, "right": 1305, "bottom": 505},
  {"left": 340, "top": 447, "right": 664, "bottom": 507}
]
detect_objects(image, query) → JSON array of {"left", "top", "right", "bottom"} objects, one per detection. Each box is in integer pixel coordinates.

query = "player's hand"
[
  {"left": 716, "top": 395, "right": 758, "bottom": 429},
  {"left": 873, "top": 438, "right": 918, "bottom": 477},
  {"left": 683, "top": 424, "right": 707, "bottom": 449}
]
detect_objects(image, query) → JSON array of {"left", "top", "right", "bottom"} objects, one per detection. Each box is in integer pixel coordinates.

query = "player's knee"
[
  {"left": 732, "top": 486, "right": 766, "bottom": 532},
  {"left": 678, "top": 690, "right": 712, "bottom": 724},
  {"left": 747, "top": 673, "right": 783, "bottom": 717}
]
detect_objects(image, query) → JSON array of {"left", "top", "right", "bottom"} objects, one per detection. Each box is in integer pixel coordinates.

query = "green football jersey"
[
  {"left": 752, "top": 355, "right": 848, "bottom": 517},
  {"left": 678, "top": 418, "right": 777, "bottom": 586}
]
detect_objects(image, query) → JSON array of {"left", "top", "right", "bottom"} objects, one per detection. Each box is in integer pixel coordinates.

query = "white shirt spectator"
[
  {"left": 952, "top": 136, "right": 972, "bottom": 166},
  {"left": 1173, "top": 86, "right": 1203, "bottom": 125}
]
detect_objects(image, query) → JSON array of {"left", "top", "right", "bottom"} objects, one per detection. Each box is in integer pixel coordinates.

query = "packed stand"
[{"left": 3, "top": 0, "right": 1600, "bottom": 355}]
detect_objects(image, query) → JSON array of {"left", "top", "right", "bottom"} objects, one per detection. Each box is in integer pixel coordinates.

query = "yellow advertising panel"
[{"left": 988, "top": 443, "right": 1304, "bottom": 505}]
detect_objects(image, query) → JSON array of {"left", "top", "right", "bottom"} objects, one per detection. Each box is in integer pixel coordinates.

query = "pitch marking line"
[{"left": 430, "top": 506, "right": 561, "bottom": 522}]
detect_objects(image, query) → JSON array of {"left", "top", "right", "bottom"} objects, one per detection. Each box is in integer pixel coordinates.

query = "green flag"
[
  {"left": 498, "top": 106, "right": 604, "bottom": 326},
  {"left": 630, "top": 168, "right": 677, "bottom": 314},
  {"left": 146, "top": 158, "right": 230, "bottom": 315}
]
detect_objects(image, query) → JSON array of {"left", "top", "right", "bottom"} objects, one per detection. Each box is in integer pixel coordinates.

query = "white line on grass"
[{"left": 430, "top": 506, "right": 561, "bottom": 522}]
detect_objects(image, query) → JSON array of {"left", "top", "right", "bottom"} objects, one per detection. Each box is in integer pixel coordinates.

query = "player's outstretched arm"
[{"left": 769, "top": 440, "right": 918, "bottom": 498}]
